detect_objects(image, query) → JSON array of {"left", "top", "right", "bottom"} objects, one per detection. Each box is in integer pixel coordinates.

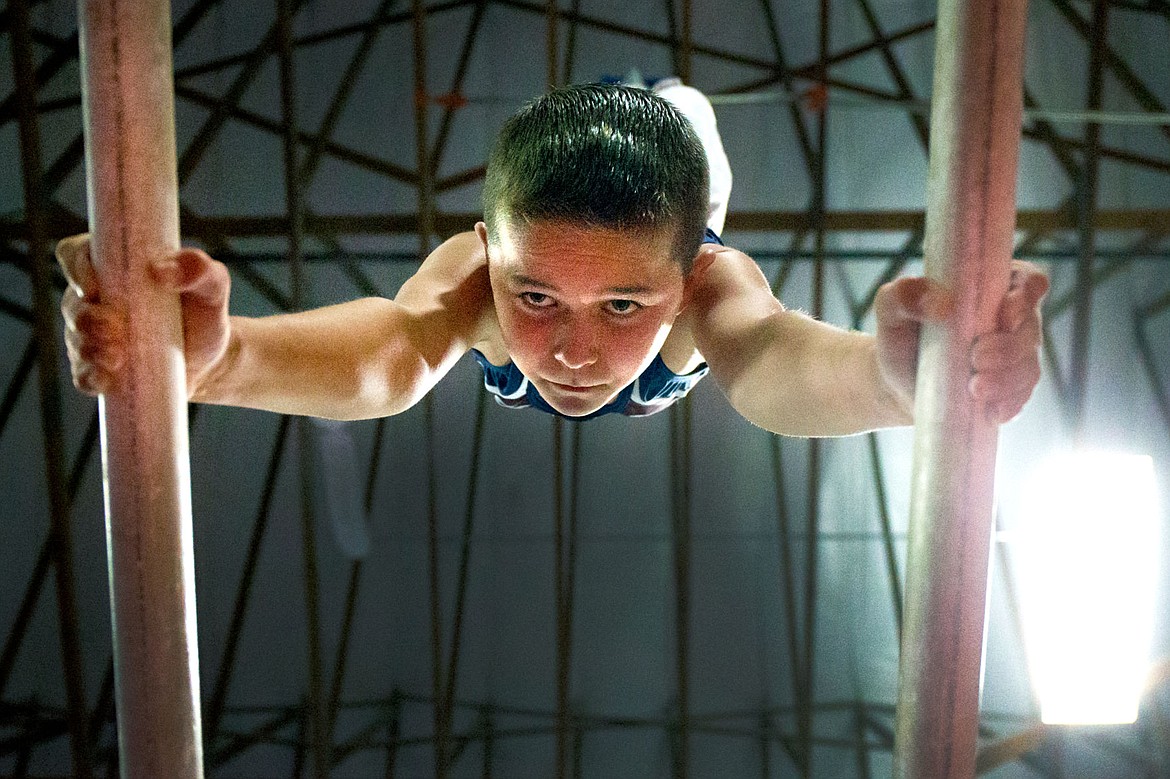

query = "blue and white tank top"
[{"left": 470, "top": 350, "right": 709, "bottom": 420}]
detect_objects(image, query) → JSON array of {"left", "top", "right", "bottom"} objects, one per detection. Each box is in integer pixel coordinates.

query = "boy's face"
[{"left": 478, "top": 219, "right": 694, "bottom": 417}]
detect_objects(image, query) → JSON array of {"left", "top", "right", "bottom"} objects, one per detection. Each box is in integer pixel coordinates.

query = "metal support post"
[
  {"left": 77, "top": 0, "right": 204, "bottom": 776},
  {"left": 892, "top": 0, "right": 1029, "bottom": 776},
  {"left": 13, "top": 0, "right": 92, "bottom": 773}
]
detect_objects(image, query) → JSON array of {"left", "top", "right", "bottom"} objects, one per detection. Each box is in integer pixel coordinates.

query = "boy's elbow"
[{"left": 351, "top": 335, "right": 454, "bottom": 419}]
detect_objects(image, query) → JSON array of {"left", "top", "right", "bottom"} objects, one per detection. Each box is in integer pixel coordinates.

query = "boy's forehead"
[{"left": 492, "top": 219, "right": 677, "bottom": 271}]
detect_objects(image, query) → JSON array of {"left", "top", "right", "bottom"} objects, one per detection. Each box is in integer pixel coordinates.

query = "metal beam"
[
  {"left": 11, "top": 2, "right": 91, "bottom": 773},
  {"left": 892, "top": 0, "right": 1029, "bottom": 775},
  {"left": 411, "top": 4, "right": 448, "bottom": 776},
  {"left": 204, "top": 416, "right": 292, "bottom": 747},
  {"left": 77, "top": 0, "right": 203, "bottom": 775},
  {"left": 8, "top": 207, "right": 1170, "bottom": 244},
  {"left": 669, "top": 397, "right": 693, "bottom": 778},
  {"left": 170, "top": 0, "right": 477, "bottom": 81},
  {"left": 441, "top": 389, "right": 488, "bottom": 766},
  {"left": 275, "top": 0, "right": 327, "bottom": 774},
  {"left": 1068, "top": 0, "right": 1108, "bottom": 440}
]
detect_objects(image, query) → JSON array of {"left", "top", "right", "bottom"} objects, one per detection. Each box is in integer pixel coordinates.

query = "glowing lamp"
[{"left": 1012, "top": 451, "right": 1160, "bottom": 725}]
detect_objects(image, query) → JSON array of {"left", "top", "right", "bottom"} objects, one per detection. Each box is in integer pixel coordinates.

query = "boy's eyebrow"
[
  {"left": 510, "top": 273, "right": 559, "bottom": 291},
  {"left": 508, "top": 273, "right": 654, "bottom": 297}
]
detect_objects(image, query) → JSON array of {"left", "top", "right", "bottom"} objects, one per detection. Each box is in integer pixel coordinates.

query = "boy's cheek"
[
  {"left": 502, "top": 318, "right": 554, "bottom": 360},
  {"left": 611, "top": 323, "right": 670, "bottom": 369}
]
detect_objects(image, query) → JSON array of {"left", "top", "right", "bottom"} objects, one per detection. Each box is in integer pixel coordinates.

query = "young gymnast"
[{"left": 58, "top": 82, "right": 1047, "bottom": 434}]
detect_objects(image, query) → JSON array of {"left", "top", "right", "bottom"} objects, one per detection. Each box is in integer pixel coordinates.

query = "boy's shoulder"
[
  {"left": 393, "top": 229, "right": 503, "bottom": 358},
  {"left": 665, "top": 243, "right": 775, "bottom": 372}
]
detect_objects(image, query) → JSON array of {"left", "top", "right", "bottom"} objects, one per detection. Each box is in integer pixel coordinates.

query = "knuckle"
[
  {"left": 72, "top": 305, "right": 100, "bottom": 333},
  {"left": 76, "top": 339, "right": 104, "bottom": 364},
  {"left": 55, "top": 233, "right": 83, "bottom": 257},
  {"left": 210, "top": 260, "right": 230, "bottom": 293},
  {"left": 72, "top": 367, "right": 98, "bottom": 396},
  {"left": 874, "top": 280, "right": 905, "bottom": 315},
  {"left": 61, "top": 301, "right": 79, "bottom": 328}
]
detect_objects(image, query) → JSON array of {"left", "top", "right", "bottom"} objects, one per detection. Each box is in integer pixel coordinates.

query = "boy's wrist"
[
  {"left": 188, "top": 319, "right": 241, "bottom": 405},
  {"left": 869, "top": 337, "right": 915, "bottom": 428}
]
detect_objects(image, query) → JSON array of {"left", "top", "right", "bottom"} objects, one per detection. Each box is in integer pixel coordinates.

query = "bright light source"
[{"left": 1012, "top": 451, "right": 1160, "bottom": 725}]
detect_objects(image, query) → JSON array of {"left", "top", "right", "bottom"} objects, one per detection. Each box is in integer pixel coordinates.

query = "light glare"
[{"left": 1013, "top": 451, "right": 1160, "bottom": 725}]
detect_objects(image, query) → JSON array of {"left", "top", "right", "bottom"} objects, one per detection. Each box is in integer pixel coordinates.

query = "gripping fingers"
[
  {"left": 969, "top": 368, "right": 1039, "bottom": 423},
  {"left": 986, "top": 380, "right": 1037, "bottom": 423},
  {"left": 62, "top": 294, "right": 127, "bottom": 395},
  {"left": 65, "top": 296, "right": 125, "bottom": 340},
  {"left": 968, "top": 361, "right": 1041, "bottom": 403},
  {"left": 998, "top": 261, "right": 1049, "bottom": 332},
  {"left": 66, "top": 339, "right": 115, "bottom": 396},
  {"left": 55, "top": 234, "right": 99, "bottom": 298},
  {"left": 968, "top": 324, "right": 1042, "bottom": 425},
  {"left": 969, "top": 327, "right": 1040, "bottom": 375}
]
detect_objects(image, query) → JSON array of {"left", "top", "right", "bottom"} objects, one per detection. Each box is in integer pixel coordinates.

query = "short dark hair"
[{"left": 483, "top": 83, "right": 709, "bottom": 272}]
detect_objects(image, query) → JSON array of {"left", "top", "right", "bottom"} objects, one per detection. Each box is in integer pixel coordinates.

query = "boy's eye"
[
  {"left": 520, "top": 292, "right": 554, "bottom": 308},
  {"left": 607, "top": 299, "right": 643, "bottom": 315}
]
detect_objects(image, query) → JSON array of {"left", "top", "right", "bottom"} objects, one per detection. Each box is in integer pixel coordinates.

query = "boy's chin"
[
  {"left": 544, "top": 395, "right": 607, "bottom": 418},
  {"left": 539, "top": 383, "right": 618, "bottom": 417}
]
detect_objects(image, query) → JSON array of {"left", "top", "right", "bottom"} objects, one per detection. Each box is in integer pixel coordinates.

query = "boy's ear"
[
  {"left": 679, "top": 246, "right": 718, "bottom": 312},
  {"left": 474, "top": 222, "right": 490, "bottom": 253}
]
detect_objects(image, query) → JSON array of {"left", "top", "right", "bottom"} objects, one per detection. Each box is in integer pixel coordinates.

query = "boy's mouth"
[{"left": 546, "top": 379, "right": 601, "bottom": 393}]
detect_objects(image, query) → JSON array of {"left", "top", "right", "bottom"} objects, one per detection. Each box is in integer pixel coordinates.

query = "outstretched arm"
[
  {"left": 59, "top": 231, "right": 490, "bottom": 420},
  {"left": 688, "top": 245, "right": 1047, "bottom": 437}
]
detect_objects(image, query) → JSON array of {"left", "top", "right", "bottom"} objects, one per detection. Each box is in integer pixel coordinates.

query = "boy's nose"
[{"left": 553, "top": 322, "right": 598, "bottom": 370}]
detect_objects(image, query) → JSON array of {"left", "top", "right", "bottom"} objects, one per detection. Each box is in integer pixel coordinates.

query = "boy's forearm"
[
  {"left": 191, "top": 299, "right": 436, "bottom": 420},
  {"left": 717, "top": 311, "right": 913, "bottom": 437}
]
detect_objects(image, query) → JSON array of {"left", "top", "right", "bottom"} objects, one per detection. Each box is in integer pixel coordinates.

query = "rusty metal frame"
[{"left": 9, "top": 2, "right": 91, "bottom": 775}]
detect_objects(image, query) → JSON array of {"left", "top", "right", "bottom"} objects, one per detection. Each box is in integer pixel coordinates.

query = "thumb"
[
  {"left": 875, "top": 276, "right": 953, "bottom": 330},
  {"left": 150, "top": 248, "right": 230, "bottom": 310}
]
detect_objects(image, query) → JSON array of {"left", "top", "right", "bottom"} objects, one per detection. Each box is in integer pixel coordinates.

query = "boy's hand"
[
  {"left": 874, "top": 260, "right": 1049, "bottom": 423},
  {"left": 57, "top": 234, "right": 232, "bottom": 397}
]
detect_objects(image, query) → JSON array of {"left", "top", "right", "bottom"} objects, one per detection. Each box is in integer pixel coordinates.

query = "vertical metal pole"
[
  {"left": 441, "top": 389, "right": 488, "bottom": 749},
  {"left": 547, "top": 13, "right": 569, "bottom": 776},
  {"left": 384, "top": 690, "right": 402, "bottom": 778},
  {"left": 678, "top": 0, "right": 692, "bottom": 84},
  {"left": 670, "top": 17, "right": 695, "bottom": 777},
  {"left": 554, "top": 421, "right": 581, "bottom": 779},
  {"left": 892, "top": 1, "right": 1028, "bottom": 777},
  {"left": 669, "top": 399, "right": 693, "bottom": 779},
  {"left": 205, "top": 417, "right": 291, "bottom": 746},
  {"left": 1134, "top": 296, "right": 1170, "bottom": 438},
  {"left": 77, "top": 1, "right": 204, "bottom": 776},
  {"left": 0, "top": 341, "right": 37, "bottom": 444},
  {"left": 554, "top": 418, "right": 569, "bottom": 779},
  {"left": 758, "top": 711, "right": 771, "bottom": 778},
  {"left": 798, "top": 2, "right": 829, "bottom": 772},
  {"left": 412, "top": 4, "right": 446, "bottom": 776},
  {"left": 276, "top": 0, "right": 327, "bottom": 773},
  {"left": 546, "top": 0, "right": 559, "bottom": 89},
  {"left": 562, "top": 0, "right": 582, "bottom": 84},
  {"left": 853, "top": 700, "right": 872, "bottom": 779},
  {"left": 12, "top": 1, "right": 92, "bottom": 774},
  {"left": 326, "top": 562, "right": 363, "bottom": 765},
  {"left": 1069, "top": 0, "right": 1107, "bottom": 442},
  {"left": 866, "top": 433, "right": 905, "bottom": 637}
]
